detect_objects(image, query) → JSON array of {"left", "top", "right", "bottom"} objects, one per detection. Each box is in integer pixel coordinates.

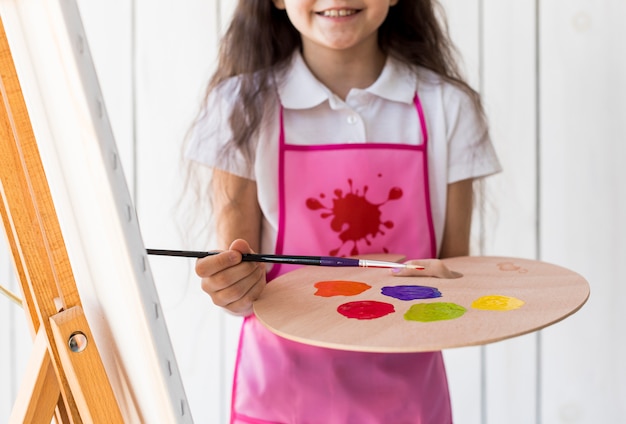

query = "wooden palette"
[{"left": 253, "top": 256, "right": 590, "bottom": 353}]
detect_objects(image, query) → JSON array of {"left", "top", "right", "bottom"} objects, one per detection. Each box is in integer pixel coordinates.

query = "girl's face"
[{"left": 272, "top": 0, "right": 398, "bottom": 54}]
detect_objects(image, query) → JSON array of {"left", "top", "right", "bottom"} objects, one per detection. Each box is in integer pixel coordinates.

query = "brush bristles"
[{"left": 404, "top": 264, "right": 425, "bottom": 270}]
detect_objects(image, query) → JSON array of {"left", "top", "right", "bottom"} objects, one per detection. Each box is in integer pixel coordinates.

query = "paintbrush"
[{"left": 146, "top": 249, "right": 424, "bottom": 270}]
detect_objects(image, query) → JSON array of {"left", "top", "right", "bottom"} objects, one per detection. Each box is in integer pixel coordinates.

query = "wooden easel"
[{"left": 0, "top": 16, "right": 123, "bottom": 423}]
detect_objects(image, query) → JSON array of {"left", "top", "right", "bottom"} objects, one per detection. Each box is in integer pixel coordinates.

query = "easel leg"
[
  {"left": 49, "top": 305, "right": 124, "bottom": 423},
  {"left": 9, "top": 329, "right": 60, "bottom": 424},
  {"left": 54, "top": 395, "right": 71, "bottom": 424}
]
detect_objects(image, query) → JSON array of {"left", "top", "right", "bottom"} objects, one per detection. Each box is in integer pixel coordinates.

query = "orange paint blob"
[{"left": 313, "top": 280, "right": 372, "bottom": 297}]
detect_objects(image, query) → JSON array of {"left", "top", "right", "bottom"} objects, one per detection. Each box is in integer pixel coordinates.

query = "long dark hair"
[
  {"left": 204, "top": 0, "right": 483, "bottom": 164},
  {"left": 181, "top": 0, "right": 493, "bottom": 251}
]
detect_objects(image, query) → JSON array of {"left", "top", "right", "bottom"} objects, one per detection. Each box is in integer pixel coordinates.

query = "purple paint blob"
[{"left": 381, "top": 285, "right": 442, "bottom": 301}]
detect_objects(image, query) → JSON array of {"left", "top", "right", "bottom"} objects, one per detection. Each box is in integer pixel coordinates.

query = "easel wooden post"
[{"left": 0, "top": 16, "right": 123, "bottom": 423}]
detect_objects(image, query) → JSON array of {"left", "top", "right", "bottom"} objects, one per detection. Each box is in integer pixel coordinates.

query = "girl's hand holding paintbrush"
[
  {"left": 195, "top": 239, "right": 266, "bottom": 316},
  {"left": 172, "top": 239, "right": 461, "bottom": 316}
]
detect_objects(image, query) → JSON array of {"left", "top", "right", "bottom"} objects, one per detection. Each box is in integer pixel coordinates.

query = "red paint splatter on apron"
[{"left": 306, "top": 178, "right": 403, "bottom": 256}]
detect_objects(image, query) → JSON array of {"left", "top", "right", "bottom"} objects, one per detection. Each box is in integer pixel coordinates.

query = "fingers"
[
  {"left": 194, "top": 248, "right": 240, "bottom": 277},
  {"left": 205, "top": 262, "right": 266, "bottom": 315},
  {"left": 195, "top": 239, "right": 267, "bottom": 316},
  {"left": 391, "top": 259, "right": 462, "bottom": 279}
]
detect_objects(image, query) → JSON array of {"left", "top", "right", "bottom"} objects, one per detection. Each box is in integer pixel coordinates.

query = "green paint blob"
[{"left": 404, "top": 302, "right": 467, "bottom": 322}]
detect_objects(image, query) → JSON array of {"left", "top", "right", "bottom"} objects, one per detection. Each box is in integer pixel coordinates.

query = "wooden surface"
[
  {"left": 8, "top": 330, "right": 59, "bottom": 424},
  {"left": 49, "top": 306, "right": 124, "bottom": 423},
  {"left": 0, "top": 14, "right": 83, "bottom": 420},
  {"left": 254, "top": 256, "right": 590, "bottom": 352}
]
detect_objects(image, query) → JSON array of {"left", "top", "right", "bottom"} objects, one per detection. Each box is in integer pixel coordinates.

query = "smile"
[{"left": 317, "top": 9, "right": 360, "bottom": 18}]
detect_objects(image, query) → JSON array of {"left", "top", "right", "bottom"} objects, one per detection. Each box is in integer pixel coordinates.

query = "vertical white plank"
[
  {"left": 482, "top": 0, "right": 538, "bottom": 258},
  {"left": 481, "top": 1, "right": 539, "bottom": 423},
  {"left": 441, "top": 0, "right": 482, "bottom": 88},
  {"left": 133, "top": 1, "right": 242, "bottom": 422},
  {"left": 439, "top": 1, "right": 483, "bottom": 423},
  {"left": 540, "top": 0, "right": 626, "bottom": 422},
  {"left": 443, "top": 347, "right": 483, "bottom": 424},
  {"left": 218, "top": 0, "right": 237, "bottom": 33}
]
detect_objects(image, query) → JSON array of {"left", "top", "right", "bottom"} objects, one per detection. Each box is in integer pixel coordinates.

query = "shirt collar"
[
  {"left": 278, "top": 52, "right": 416, "bottom": 109},
  {"left": 278, "top": 52, "right": 330, "bottom": 109},
  {"left": 367, "top": 55, "right": 416, "bottom": 104}
]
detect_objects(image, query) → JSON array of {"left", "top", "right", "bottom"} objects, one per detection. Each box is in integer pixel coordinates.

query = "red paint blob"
[{"left": 337, "top": 300, "right": 395, "bottom": 320}]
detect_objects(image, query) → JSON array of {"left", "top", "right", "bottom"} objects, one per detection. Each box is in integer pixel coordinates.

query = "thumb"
[{"left": 229, "top": 238, "right": 255, "bottom": 255}]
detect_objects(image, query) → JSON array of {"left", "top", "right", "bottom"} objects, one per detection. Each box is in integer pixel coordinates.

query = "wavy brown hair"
[{"left": 204, "top": 0, "right": 483, "bottom": 165}]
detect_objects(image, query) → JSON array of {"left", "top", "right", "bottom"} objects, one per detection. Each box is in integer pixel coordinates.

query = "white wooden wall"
[{"left": 1, "top": 1, "right": 624, "bottom": 422}]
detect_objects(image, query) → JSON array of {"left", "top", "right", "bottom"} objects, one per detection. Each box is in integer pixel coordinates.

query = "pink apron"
[{"left": 231, "top": 95, "right": 452, "bottom": 424}]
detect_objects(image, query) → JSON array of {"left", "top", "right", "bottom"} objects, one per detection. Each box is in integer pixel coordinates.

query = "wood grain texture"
[
  {"left": 8, "top": 330, "right": 59, "bottom": 424},
  {"left": 0, "top": 13, "right": 122, "bottom": 423},
  {"left": 254, "top": 256, "right": 589, "bottom": 352},
  {"left": 49, "top": 306, "right": 124, "bottom": 423},
  {"left": 0, "top": 16, "right": 80, "bottom": 420}
]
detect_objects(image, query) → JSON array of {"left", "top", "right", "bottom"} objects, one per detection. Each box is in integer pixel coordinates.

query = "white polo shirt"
[{"left": 187, "top": 52, "right": 501, "bottom": 255}]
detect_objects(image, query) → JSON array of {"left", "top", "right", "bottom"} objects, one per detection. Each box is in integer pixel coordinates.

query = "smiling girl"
[{"left": 186, "top": 1, "right": 500, "bottom": 422}]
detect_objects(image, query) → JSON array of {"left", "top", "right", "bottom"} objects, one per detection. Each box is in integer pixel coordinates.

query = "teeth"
[{"left": 320, "top": 9, "right": 357, "bottom": 17}]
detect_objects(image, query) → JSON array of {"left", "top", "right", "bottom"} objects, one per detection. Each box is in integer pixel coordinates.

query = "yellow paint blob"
[{"left": 471, "top": 295, "right": 525, "bottom": 311}]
